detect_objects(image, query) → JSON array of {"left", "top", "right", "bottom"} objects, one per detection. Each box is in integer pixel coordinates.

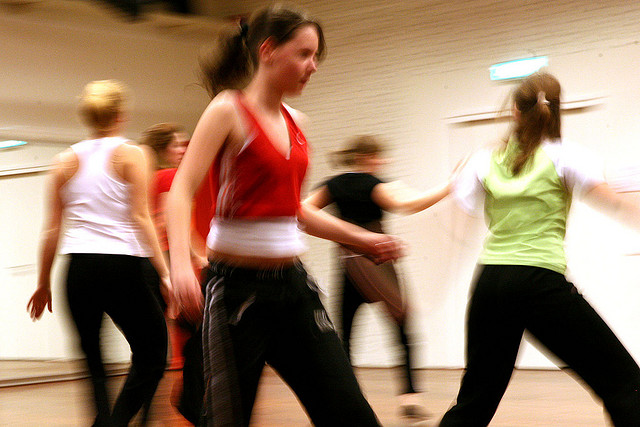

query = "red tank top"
[
  {"left": 151, "top": 168, "right": 177, "bottom": 252},
  {"left": 209, "top": 93, "right": 309, "bottom": 219}
]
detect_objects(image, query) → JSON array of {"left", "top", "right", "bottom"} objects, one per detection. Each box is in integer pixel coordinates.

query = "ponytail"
[
  {"left": 200, "top": 24, "right": 253, "bottom": 98},
  {"left": 509, "top": 72, "right": 561, "bottom": 175}
]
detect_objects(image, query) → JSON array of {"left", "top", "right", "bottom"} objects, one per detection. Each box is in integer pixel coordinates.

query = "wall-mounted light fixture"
[
  {"left": 0, "top": 140, "right": 27, "bottom": 149},
  {"left": 490, "top": 56, "right": 548, "bottom": 81}
]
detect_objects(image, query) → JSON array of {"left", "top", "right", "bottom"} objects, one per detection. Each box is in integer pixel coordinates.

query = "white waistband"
[{"left": 206, "top": 217, "right": 307, "bottom": 258}]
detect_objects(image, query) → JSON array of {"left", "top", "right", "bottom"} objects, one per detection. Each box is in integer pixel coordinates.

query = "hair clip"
[{"left": 537, "top": 91, "right": 550, "bottom": 106}]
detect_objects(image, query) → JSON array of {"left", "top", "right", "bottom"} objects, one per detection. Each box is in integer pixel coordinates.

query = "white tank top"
[{"left": 59, "top": 137, "right": 151, "bottom": 257}]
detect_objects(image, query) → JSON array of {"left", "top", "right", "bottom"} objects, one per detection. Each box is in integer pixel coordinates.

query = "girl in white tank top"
[{"left": 27, "top": 80, "right": 171, "bottom": 426}]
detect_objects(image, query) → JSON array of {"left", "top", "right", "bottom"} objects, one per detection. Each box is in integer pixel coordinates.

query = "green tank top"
[{"left": 481, "top": 138, "right": 571, "bottom": 273}]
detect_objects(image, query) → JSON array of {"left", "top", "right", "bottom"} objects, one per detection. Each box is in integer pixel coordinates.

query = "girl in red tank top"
[{"left": 168, "top": 5, "right": 404, "bottom": 426}]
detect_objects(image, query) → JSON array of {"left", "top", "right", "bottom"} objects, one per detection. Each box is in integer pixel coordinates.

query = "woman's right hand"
[
  {"left": 27, "top": 286, "right": 52, "bottom": 321},
  {"left": 347, "top": 231, "right": 406, "bottom": 264},
  {"left": 192, "top": 253, "right": 210, "bottom": 271},
  {"left": 171, "top": 265, "right": 203, "bottom": 325}
]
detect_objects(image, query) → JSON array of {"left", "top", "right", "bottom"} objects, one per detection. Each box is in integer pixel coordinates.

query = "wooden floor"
[{"left": 0, "top": 364, "right": 610, "bottom": 426}]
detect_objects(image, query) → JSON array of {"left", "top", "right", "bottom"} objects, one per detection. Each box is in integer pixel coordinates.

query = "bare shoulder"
[
  {"left": 138, "top": 144, "right": 159, "bottom": 174},
  {"left": 55, "top": 147, "right": 77, "bottom": 166},
  {"left": 197, "top": 90, "right": 245, "bottom": 147},
  {"left": 109, "top": 142, "right": 145, "bottom": 179},
  {"left": 282, "top": 103, "right": 309, "bottom": 132},
  {"left": 53, "top": 148, "right": 79, "bottom": 183},
  {"left": 116, "top": 141, "right": 145, "bottom": 163},
  {"left": 205, "top": 90, "right": 239, "bottom": 119},
  {"left": 138, "top": 143, "right": 154, "bottom": 159}
]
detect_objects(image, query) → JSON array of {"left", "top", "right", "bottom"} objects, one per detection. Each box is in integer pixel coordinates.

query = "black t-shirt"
[{"left": 325, "top": 172, "right": 384, "bottom": 225}]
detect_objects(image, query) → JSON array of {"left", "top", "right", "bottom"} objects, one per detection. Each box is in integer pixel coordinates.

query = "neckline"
[{"left": 236, "top": 92, "right": 293, "bottom": 160}]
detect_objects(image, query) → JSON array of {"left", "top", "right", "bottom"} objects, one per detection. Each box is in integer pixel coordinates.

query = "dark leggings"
[
  {"left": 66, "top": 254, "right": 168, "bottom": 427},
  {"left": 341, "top": 273, "right": 416, "bottom": 394},
  {"left": 439, "top": 265, "right": 640, "bottom": 427},
  {"left": 201, "top": 261, "right": 380, "bottom": 427}
]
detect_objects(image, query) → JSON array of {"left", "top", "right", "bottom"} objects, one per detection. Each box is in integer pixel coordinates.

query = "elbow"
[
  {"left": 398, "top": 207, "right": 422, "bottom": 216},
  {"left": 298, "top": 203, "right": 313, "bottom": 225},
  {"left": 401, "top": 207, "right": 420, "bottom": 215},
  {"left": 166, "top": 185, "right": 191, "bottom": 215},
  {"left": 131, "top": 212, "right": 149, "bottom": 230},
  {"left": 300, "top": 200, "right": 319, "bottom": 213},
  {"left": 386, "top": 201, "right": 414, "bottom": 216}
]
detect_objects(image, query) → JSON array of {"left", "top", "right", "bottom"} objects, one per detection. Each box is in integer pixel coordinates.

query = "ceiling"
[{"left": 0, "top": 0, "right": 227, "bottom": 40}]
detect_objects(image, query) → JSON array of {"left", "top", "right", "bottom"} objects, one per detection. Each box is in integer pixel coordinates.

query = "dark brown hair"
[
  {"left": 509, "top": 71, "right": 562, "bottom": 175},
  {"left": 200, "top": 3, "right": 326, "bottom": 97},
  {"left": 331, "top": 135, "right": 385, "bottom": 167}
]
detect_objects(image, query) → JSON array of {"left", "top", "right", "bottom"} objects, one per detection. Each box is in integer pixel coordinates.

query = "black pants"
[
  {"left": 141, "top": 257, "right": 167, "bottom": 312},
  {"left": 439, "top": 265, "right": 640, "bottom": 427},
  {"left": 342, "top": 273, "right": 416, "bottom": 394},
  {"left": 201, "top": 261, "right": 380, "bottom": 427},
  {"left": 66, "top": 254, "right": 168, "bottom": 427}
]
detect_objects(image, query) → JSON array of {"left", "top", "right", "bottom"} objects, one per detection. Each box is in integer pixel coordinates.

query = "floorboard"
[{"left": 0, "top": 363, "right": 609, "bottom": 426}]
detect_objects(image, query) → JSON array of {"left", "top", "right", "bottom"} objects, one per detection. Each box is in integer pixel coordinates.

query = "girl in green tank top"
[{"left": 440, "top": 72, "right": 640, "bottom": 426}]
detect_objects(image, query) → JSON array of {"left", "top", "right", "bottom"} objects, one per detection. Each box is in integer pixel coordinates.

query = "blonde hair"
[
  {"left": 331, "top": 135, "right": 385, "bottom": 168},
  {"left": 78, "top": 80, "right": 129, "bottom": 133}
]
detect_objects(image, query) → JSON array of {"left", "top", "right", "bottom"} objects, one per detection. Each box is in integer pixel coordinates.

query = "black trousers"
[
  {"left": 201, "top": 261, "right": 380, "bottom": 427},
  {"left": 66, "top": 254, "right": 168, "bottom": 426},
  {"left": 341, "top": 273, "right": 416, "bottom": 394},
  {"left": 439, "top": 264, "right": 640, "bottom": 427}
]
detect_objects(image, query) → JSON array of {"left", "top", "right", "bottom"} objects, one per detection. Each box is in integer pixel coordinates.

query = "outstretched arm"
[
  {"left": 583, "top": 182, "right": 640, "bottom": 231},
  {"left": 372, "top": 159, "right": 466, "bottom": 215},
  {"left": 372, "top": 180, "right": 452, "bottom": 215}
]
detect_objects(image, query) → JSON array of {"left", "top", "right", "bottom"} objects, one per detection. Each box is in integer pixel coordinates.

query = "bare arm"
[
  {"left": 156, "top": 191, "right": 209, "bottom": 269},
  {"left": 167, "top": 96, "right": 236, "bottom": 320},
  {"left": 372, "top": 158, "right": 466, "bottom": 215},
  {"left": 303, "top": 185, "right": 333, "bottom": 209},
  {"left": 123, "top": 144, "right": 170, "bottom": 281},
  {"left": 140, "top": 144, "right": 158, "bottom": 208},
  {"left": 302, "top": 184, "right": 404, "bottom": 262},
  {"left": 372, "top": 180, "right": 452, "bottom": 215},
  {"left": 298, "top": 202, "right": 404, "bottom": 263},
  {"left": 583, "top": 182, "right": 640, "bottom": 231},
  {"left": 27, "top": 155, "right": 68, "bottom": 320}
]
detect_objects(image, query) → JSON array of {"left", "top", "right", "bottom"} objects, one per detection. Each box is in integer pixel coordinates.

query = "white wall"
[
  {"left": 0, "top": 2, "right": 212, "bottom": 361},
  {"left": 3, "top": 0, "right": 640, "bottom": 370}
]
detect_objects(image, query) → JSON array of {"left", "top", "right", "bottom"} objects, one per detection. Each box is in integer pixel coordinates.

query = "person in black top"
[{"left": 303, "top": 135, "right": 460, "bottom": 419}]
